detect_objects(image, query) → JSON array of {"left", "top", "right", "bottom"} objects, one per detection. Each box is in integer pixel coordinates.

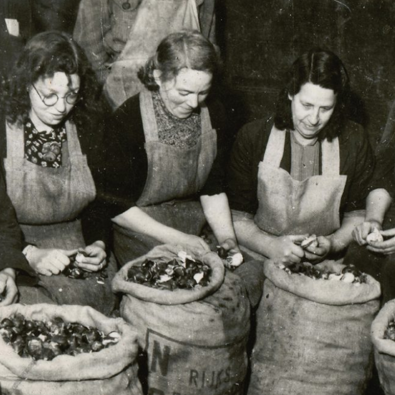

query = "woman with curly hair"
[
  {"left": 0, "top": 31, "right": 117, "bottom": 314},
  {"left": 227, "top": 48, "right": 376, "bottom": 265}
]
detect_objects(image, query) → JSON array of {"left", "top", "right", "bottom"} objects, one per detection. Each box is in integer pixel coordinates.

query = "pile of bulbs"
[
  {"left": 277, "top": 262, "right": 367, "bottom": 284},
  {"left": 127, "top": 251, "right": 211, "bottom": 290},
  {"left": 0, "top": 314, "right": 120, "bottom": 361}
]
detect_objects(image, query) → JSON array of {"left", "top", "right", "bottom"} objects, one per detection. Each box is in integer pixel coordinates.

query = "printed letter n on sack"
[
  {"left": 146, "top": 329, "right": 247, "bottom": 395},
  {"left": 150, "top": 340, "right": 171, "bottom": 376}
]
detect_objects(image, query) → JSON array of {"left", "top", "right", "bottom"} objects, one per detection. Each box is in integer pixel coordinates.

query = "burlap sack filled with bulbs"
[
  {"left": 371, "top": 300, "right": 395, "bottom": 395},
  {"left": 0, "top": 304, "right": 142, "bottom": 395},
  {"left": 248, "top": 260, "right": 381, "bottom": 395},
  {"left": 112, "top": 244, "right": 250, "bottom": 395}
]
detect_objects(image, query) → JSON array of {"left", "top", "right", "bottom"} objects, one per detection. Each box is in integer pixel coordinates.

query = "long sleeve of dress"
[
  {"left": 78, "top": 99, "right": 122, "bottom": 248},
  {"left": 369, "top": 102, "right": 395, "bottom": 198},
  {"left": 101, "top": 96, "right": 147, "bottom": 213},
  {"left": 81, "top": 95, "right": 147, "bottom": 249},
  {"left": 200, "top": 98, "right": 231, "bottom": 197},
  {"left": 340, "top": 123, "right": 375, "bottom": 212},
  {"left": 227, "top": 118, "right": 272, "bottom": 215},
  {"left": 0, "top": 168, "right": 34, "bottom": 275}
]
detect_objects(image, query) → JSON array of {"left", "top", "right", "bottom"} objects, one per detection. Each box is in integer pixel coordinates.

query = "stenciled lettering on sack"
[
  {"left": 150, "top": 340, "right": 171, "bottom": 376},
  {"left": 146, "top": 329, "right": 246, "bottom": 395},
  {"left": 189, "top": 366, "right": 232, "bottom": 390}
]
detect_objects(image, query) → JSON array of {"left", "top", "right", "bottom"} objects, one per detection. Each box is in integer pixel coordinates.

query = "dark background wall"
[
  {"left": 4, "top": 0, "right": 395, "bottom": 151},
  {"left": 220, "top": 0, "right": 395, "bottom": 150}
]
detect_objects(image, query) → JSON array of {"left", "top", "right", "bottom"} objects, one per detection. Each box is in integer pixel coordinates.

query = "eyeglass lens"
[{"left": 33, "top": 84, "right": 79, "bottom": 106}]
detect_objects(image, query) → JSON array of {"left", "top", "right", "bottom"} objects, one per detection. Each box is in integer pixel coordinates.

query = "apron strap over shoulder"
[
  {"left": 262, "top": 126, "right": 286, "bottom": 168},
  {"left": 6, "top": 121, "right": 24, "bottom": 158},
  {"left": 139, "top": 91, "right": 159, "bottom": 142},
  {"left": 200, "top": 102, "right": 213, "bottom": 133},
  {"left": 136, "top": 91, "right": 216, "bottom": 207},
  {"left": 65, "top": 121, "right": 84, "bottom": 157},
  {"left": 263, "top": 126, "right": 341, "bottom": 177},
  {"left": 6, "top": 120, "right": 83, "bottom": 161},
  {"left": 321, "top": 137, "right": 341, "bottom": 176}
]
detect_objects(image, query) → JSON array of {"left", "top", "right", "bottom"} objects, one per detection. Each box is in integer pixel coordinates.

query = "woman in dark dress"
[
  {"left": 227, "top": 48, "right": 375, "bottom": 265},
  {"left": 98, "top": 30, "right": 240, "bottom": 265},
  {"left": 0, "top": 167, "right": 32, "bottom": 306}
]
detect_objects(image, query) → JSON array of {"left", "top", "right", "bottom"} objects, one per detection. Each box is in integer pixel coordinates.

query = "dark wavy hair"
[
  {"left": 138, "top": 30, "right": 221, "bottom": 91},
  {"left": 274, "top": 48, "right": 350, "bottom": 140},
  {"left": 1, "top": 31, "right": 102, "bottom": 128}
]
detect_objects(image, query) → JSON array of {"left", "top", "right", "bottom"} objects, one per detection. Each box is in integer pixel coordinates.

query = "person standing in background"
[
  {"left": 30, "top": 0, "right": 82, "bottom": 35},
  {"left": 74, "top": 0, "right": 217, "bottom": 109},
  {"left": 0, "top": 0, "right": 32, "bottom": 78}
]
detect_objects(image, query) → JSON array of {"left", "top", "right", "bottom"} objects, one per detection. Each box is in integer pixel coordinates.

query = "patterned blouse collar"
[
  {"left": 152, "top": 91, "right": 201, "bottom": 149},
  {"left": 24, "top": 119, "right": 67, "bottom": 168}
]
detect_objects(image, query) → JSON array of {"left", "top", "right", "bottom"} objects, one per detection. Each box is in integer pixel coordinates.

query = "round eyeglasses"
[{"left": 32, "top": 84, "right": 79, "bottom": 107}]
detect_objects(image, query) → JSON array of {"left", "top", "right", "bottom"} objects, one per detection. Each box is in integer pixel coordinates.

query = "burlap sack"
[
  {"left": 248, "top": 260, "right": 381, "bottom": 395},
  {"left": 112, "top": 244, "right": 250, "bottom": 395},
  {"left": 372, "top": 300, "right": 395, "bottom": 395},
  {"left": 0, "top": 304, "right": 142, "bottom": 395}
]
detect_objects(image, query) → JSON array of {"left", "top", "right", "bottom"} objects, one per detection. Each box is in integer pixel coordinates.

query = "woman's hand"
[
  {"left": 176, "top": 233, "right": 211, "bottom": 255},
  {"left": 0, "top": 269, "right": 18, "bottom": 306},
  {"left": 304, "top": 236, "right": 332, "bottom": 263},
  {"left": 74, "top": 241, "right": 107, "bottom": 272},
  {"left": 218, "top": 238, "right": 241, "bottom": 255},
  {"left": 352, "top": 220, "right": 382, "bottom": 246},
  {"left": 367, "top": 228, "right": 395, "bottom": 255},
  {"left": 25, "top": 246, "right": 77, "bottom": 276},
  {"left": 266, "top": 235, "right": 307, "bottom": 265}
]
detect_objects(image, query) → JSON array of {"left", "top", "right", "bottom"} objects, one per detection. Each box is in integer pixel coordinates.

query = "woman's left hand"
[
  {"left": 367, "top": 228, "right": 395, "bottom": 255},
  {"left": 304, "top": 236, "right": 332, "bottom": 263},
  {"left": 75, "top": 241, "right": 107, "bottom": 272},
  {"left": 352, "top": 220, "right": 382, "bottom": 246},
  {"left": 0, "top": 269, "right": 18, "bottom": 306},
  {"left": 218, "top": 238, "right": 241, "bottom": 255}
]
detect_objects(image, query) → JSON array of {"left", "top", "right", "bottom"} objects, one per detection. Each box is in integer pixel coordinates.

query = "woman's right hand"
[
  {"left": 24, "top": 246, "right": 77, "bottom": 276},
  {"left": 352, "top": 220, "right": 382, "bottom": 246},
  {"left": 266, "top": 235, "right": 307, "bottom": 265},
  {"left": 175, "top": 233, "right": 211, "bottom": 255},
  {"left": 366, "top": 228, "right": 395, "bottom": 255},
  {"left": 218, "top": 238, "right": 242, "bottom": 255}
]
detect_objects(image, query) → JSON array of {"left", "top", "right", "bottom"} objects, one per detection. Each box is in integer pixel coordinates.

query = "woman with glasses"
[{"left": 0, "top": 31, "right": 117, "bottom": 314}]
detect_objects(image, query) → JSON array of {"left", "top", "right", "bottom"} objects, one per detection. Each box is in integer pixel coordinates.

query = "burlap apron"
[
  {"left": 103, "top": 0, "right": 200, "bottom": 109},
  {"left": 4, "top": 121, "right": 117, "bottom": 315},
  {"left": 235, "top": 126, "right": 347, "bottom": 260},
  {"left": 113, "top": 91, "right": 217, "bottom": 264}
]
